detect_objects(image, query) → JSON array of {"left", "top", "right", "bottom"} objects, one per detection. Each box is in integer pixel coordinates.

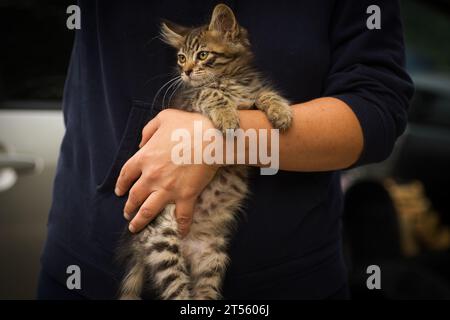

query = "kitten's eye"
[
  {"left": 197, "top": 51, "right": 209, "bottom": 61},
  {"left": 178, "top": 54, "right": 186, "bottom": 64}
]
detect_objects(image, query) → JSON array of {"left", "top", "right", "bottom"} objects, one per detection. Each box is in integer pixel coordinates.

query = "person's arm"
[
  {"left": 135, "top": 97, "right": 363, "bottom": 174},
  {"left": 116, "top": 101, "right": 360, "bottom": 236},
  {"left": 237, "top": 97, "right": 363, "bottom": 172}
]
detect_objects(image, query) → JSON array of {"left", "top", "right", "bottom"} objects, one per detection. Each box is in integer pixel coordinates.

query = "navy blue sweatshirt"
[{"left": 40, "top": 0, "right": 413, "bottom": 299}]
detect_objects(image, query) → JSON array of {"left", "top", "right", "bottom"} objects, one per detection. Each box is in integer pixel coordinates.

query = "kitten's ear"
[
  {"left": 160, "top": 20, "right": 189, "bottom": 48},
  {"left": 208, "top": 4, "right": 239, "bottom": 38}
]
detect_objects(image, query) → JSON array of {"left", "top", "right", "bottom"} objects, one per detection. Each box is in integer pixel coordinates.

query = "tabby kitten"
[{"left": 119, "top": 4, "right": 292, "bottom": 300}]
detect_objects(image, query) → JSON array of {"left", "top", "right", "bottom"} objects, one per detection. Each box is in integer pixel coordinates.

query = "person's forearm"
[{"left": 237, "top": 97, "right": 364, "bottom": 172}]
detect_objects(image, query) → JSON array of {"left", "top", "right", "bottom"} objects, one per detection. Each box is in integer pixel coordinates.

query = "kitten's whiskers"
[
  {"left": 167, "top": 80, "right": 184, "bottom": 109},
  {"left": 162, "top": 78, "right": 183, "bottom": 109},
  {"left": 151, "top": 76, "right": 181, "bottom": 110}
]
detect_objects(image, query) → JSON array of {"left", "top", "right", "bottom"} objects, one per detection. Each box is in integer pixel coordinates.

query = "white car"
[{"left": 0, "top": 101, "right": 64, "bottom": 299}]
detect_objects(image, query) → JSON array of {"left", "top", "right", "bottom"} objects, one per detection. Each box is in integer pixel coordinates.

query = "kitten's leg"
[
  {"left": 119, "top": 258, "right": 145, "bottom": 300},
  {"left": 195, "top": 89, "right": 239, "bottom": 132},
  {"left": 187, "top": 167, "right": 247, "bottom": 300},
  {"left": 255, "top": 90, "right": 292, "bottom": 131},
  {"left": 143, "top": 204, "right": 192, "bottom": 300},
  {"left": 188, "top": 236, "right": 229, "bottom": 300}
]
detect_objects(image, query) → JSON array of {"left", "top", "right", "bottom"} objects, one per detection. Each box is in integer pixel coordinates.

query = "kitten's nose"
[{"left": 184, "top": 69, "right": 193, "bottom": 77}]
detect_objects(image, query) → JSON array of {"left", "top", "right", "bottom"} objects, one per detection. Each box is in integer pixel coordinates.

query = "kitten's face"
[
  {"left": 175, "top": 29, "right": 249, "bottom": 86},
  {"left": 161, "top": 4, "right": 251, "bottom": 87}
]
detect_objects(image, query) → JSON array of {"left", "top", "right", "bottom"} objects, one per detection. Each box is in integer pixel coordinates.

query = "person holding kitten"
[{"left": 38, "top": 0, "right": 413, "bottom": 299}]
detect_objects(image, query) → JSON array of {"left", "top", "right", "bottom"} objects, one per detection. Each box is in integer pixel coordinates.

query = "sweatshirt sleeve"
[{"left": 323, "top": 0, "right": 414, "bottom": 167}]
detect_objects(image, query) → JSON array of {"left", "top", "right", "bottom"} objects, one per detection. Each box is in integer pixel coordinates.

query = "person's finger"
[
  {"left": 139, "top": 117, "right": 159, "bottom": 148},
  {"left": 175, "top": 199, "right": 195, "bottom": 238},
  {"left": 115, "top": 156, "right": 142, "bottom": 196},
  {"left": 123, "top": 180, "right": 152, "bottom": 220},
  {"left": 128, "top": 191, "right": 169, "bottom": 233}
]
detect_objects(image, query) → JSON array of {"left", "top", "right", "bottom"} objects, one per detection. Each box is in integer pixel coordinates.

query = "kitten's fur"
[{"left": 119, "top": 4, "right": 292, "bottom": 300}]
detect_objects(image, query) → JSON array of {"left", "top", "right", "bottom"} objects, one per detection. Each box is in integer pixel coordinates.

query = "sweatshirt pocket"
[
  {"left": 96, "top": 101, "right": 154, "bottom": 193},
  {"left": 90, "top": 101, "right": 156, "bottom": 253}
]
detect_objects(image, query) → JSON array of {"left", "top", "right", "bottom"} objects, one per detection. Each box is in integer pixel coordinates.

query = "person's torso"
[{"left": 45, "top": 0, "right": 345, "bottom": 299}]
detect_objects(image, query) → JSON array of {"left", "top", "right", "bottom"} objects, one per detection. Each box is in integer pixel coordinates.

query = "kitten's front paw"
[
  {"left": 266, "top": 103, "right": 293, "bottom": 131},
  {"left": 210, "top": 110, "right": 240, "bottom": 133},
  {"left": 256, "top": 92, "right": 293, "bottom": 131}
]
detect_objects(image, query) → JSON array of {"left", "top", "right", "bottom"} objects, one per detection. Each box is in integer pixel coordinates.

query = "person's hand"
[{"left": 115, "top": 108, "right": 219, "bottom": 237}]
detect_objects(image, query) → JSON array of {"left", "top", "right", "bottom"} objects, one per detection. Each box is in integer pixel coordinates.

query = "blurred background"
[{"left": 0, "top": 0, "right": 449, "bottom": 299}]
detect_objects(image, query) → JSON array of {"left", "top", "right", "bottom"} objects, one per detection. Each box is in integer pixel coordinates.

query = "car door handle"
[{"left": 0, "top": 154, "right": 40, "bottom": 175}]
